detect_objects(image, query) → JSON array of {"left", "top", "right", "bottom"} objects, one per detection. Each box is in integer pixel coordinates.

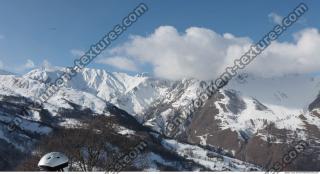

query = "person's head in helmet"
[{"left": 38, "top": 152, "right": 69, "bottom": 171}]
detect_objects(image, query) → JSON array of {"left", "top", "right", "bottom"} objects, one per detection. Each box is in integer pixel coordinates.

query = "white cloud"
[
  {"left": 247, "top": 28, "right": 320, "bottom": 77},
  {"left": 70, "top": 49, "right": 85, "bottom": 57},
  {"left": 108, "top": 26, "right": 320, "bottom": 80},
  {"left": 15, "top": 59, "right": 35, "bottom": 72},
  {"left": 97, "top": 56, "right": 138, "bottom": 72},
  {"left": 24, "top": 59, "right": 35, "bottom": 69},
  {"left": 41, "top": 59, "right": 52, "bottom": 69},
  {"left": 268, "top": 12, "right": 283, "bottom": 25},
  {"left": 109, "top": 26, "right": 251, "bottom": 80},
  {"left": 268, "top": 12, "right": 307, "bottom": 26}
]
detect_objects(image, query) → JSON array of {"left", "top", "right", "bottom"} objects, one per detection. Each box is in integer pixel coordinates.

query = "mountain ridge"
[{"left": 0, "top": 67, "right": 319, "bottom": 170}]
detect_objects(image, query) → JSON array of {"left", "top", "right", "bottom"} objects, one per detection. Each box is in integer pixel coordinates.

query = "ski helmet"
[{"left": 38, "top": 152, "right": 69, "bottom": 171}]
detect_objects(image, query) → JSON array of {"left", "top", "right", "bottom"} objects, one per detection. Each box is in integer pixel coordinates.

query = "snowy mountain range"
[{"left": 0, "top": 66, "right": 319, "bottom": 171}]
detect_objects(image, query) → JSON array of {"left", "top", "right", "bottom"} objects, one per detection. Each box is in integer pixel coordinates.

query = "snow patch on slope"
[{"left": 161, "top": 139, "right": 261, "bottom": 171}]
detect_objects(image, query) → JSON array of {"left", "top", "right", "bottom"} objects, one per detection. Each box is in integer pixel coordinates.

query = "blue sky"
[{"left": 0, "top": 0, "right": 319, "bottom": 78}]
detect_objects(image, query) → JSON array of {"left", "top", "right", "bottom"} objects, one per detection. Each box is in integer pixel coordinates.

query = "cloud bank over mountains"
[{"left": 99, "top": 26, "right": 320, "bottom": 80}]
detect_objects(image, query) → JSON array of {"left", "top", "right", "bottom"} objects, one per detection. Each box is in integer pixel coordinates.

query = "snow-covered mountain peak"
[
  {"left": 22, "top": 67, "right": 157, "bottom": 115},
  {"left": 23, "top": 67, "right": 149, "bottom": 93}
]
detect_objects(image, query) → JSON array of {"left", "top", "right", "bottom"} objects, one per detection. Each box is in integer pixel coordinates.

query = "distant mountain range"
[{"left": 0, "top": 67, "right": 319, "bottom": 171}]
